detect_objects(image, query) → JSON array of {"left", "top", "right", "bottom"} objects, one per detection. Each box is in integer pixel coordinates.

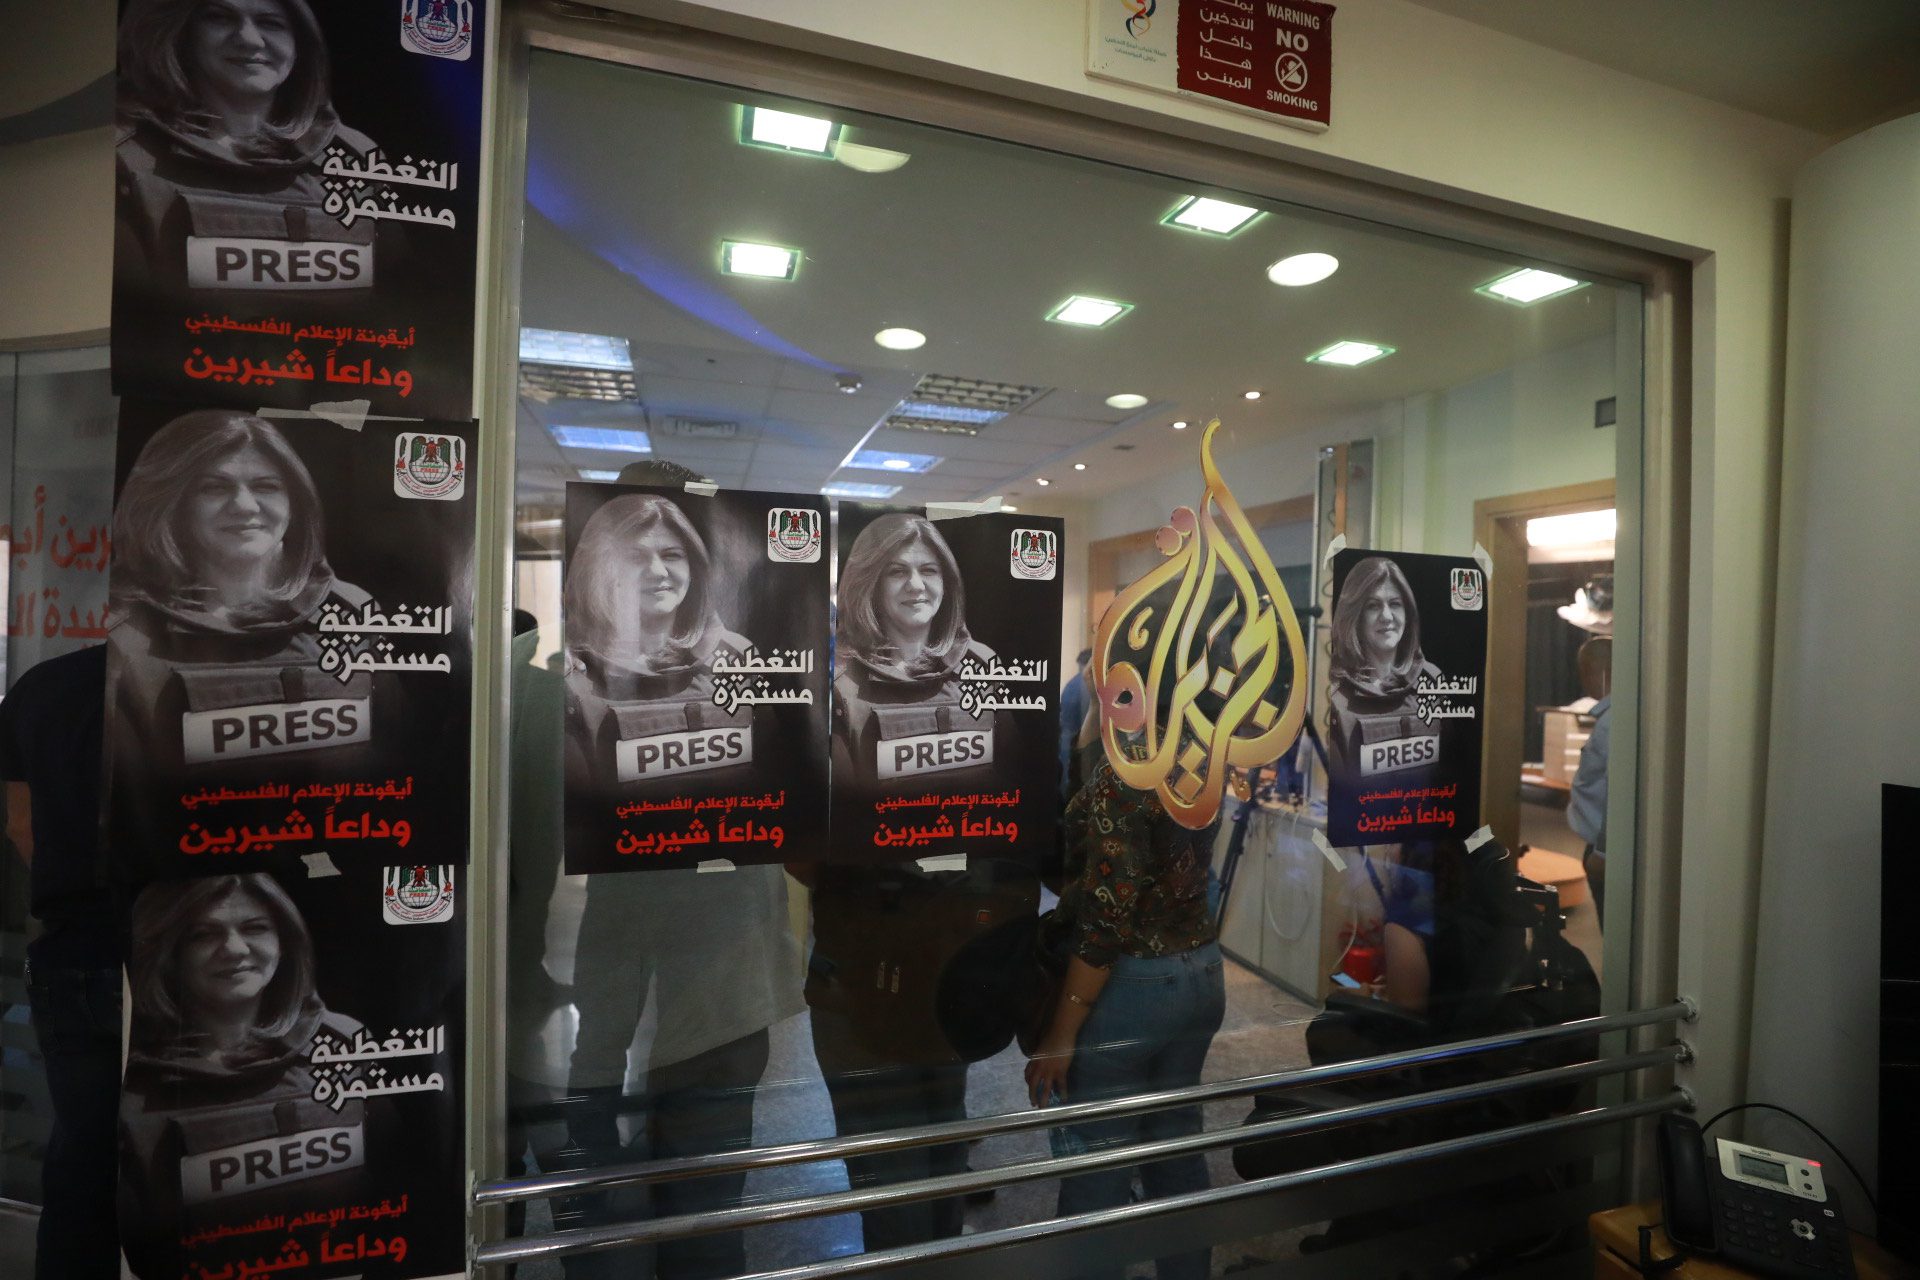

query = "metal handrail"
[
  {"left": 474, "top": 1043, "right": 1684, "bottom": 1265},
  {"left": 476, "top": 997, "right": 1691, "bottom": 1205}
]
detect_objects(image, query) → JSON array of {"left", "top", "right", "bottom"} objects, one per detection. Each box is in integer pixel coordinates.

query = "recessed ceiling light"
[
  {"left": 1073, "top": 463, "right": 1087, "bottom": 471},
  {"left": 1162, "top": 195, "right": 1262, "bottom": 236},
  {"left": 579, "top": 469, "right": 622, "bottom": 482},
  {"left": 1036, "top": 477, "right": 1051, "bottom": 486},
  {"left": 1306, "top": 340, "right": 1395, "bottom": 367},
  {"left": 822, "top": 481, "right": 902, "bottom": 500},
  {"left": 1243, "top": 390, "right": 1262, "bottom": 400},
  {"left": 849, "top": 449, "right": 942, "bottom": 474},
  {"left": 519, "top": 328, "right": 634, "bottom": 371},
  {"left": 1106, "top": 392, "right": 1148, "bottom": 409},
  {"left": 740, "top": 106, "right": 837, "bottom": 155},
  {"left": 1172, "top": 420, "right": 1189, "bottom": 430},
  {"left": 1478, "top": 267, "right": 1587, "bottom": 305},
  {"left": 1267, "top": 252, "right": 1340, "bottom": 287},
  {"left": 721, "top": 240, "right": 799, "bottom": 280},
  {"left": 1527, "top": 509, "right": 1617, "bottom": 547},
  {"left": 549, "top": 426, "right": 653, "bottom": 454},
  {"left": 874, "top": 327, "right": 926, "bottom": 350},
  {"left": 1047, "top": 295, "right": 1133, "bottom": 327},
  {"left": 836, "top": 141, "right": 911, "bottom": 173}
]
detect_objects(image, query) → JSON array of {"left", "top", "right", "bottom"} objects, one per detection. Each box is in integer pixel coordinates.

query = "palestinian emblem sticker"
[
  {"left": 767, "top": 507, "right": 823, "bottom": 563},
  {"left": 401, "top": 0, "right": 474, "bottom": 60},
  {"left": 394, "top": 432, "right": 467, "bottom": 501},
  {"left": 1450, "top": 567, "right": 1485, "bottom": 611},
  {"left": 383, "top": 865, "right": 457, "bottom": 924},
  {"left": 1010, "top": 528, "right": 1058, "bottom": 580}
]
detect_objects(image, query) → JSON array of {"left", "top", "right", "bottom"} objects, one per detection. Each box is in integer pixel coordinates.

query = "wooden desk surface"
[{"left": 1590, "top": 1201, "right": 1916, "bottom": 1280}]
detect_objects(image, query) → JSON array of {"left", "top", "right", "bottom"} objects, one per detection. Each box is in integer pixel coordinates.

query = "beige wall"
[{"left": 0, "top": 0, "right": 1833, "bottom": 1117}]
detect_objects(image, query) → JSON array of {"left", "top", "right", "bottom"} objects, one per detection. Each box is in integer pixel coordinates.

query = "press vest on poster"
[
  {"left": 876, "top": 729, "right": 992, "bottom": 781},
  {"left": 179, "top": 1123, "right": 365, "bottom": 1204},
  {"left": 186, "top": 237, "right": 373, "bottom": 290},
  {"left": 181, "top": 697, "right": 370, "bottom": 764},
  {"left": 1360, "top": 733, "right": 1439, "bottom": 776},
  {"left": 615, "top": 726, "right": 750, "bottom": 783}
]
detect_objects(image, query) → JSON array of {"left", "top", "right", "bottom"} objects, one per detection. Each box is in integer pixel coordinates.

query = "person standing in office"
[
  {"left": 1562, "top": 581, "right": 1614, "bottom": 927},
  {"left": 2, "top": 644, "right": 122, "bottom": 1280}
]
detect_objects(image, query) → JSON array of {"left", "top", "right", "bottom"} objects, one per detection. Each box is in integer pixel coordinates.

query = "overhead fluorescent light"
[
  {"left": 740, "top": 106, "right": 838, "bottom": 155},
  {"left": 894, "top": 400, "right": 1003, "bottom": 426},
  {"left": 579, "top": 469, "right": 622, "bottom": 482},
  {"left": 519, "top": 327, "right": 634, "bottom": 371},
  {"left": 1172, "top": 420, "right": 1189, "bottom": 430},
  {"left": 1047, "top": 295, "right": 1133, "bottom": 328},
  {"left": 721, "top": 240, "right": 799, "bottom": 280},
  {"left": 1073, "top": 462, "right": 1087, "bottom": 471},
  {"left": 1527, "top": 508, "right": 1617, "bottom": 548},
  {"left": 849, "top": 449, "right": 941, "bottom": 474},
  {"left": 1105, "top": 392, "right": 1148, "bottom": 410},
  {"left": 1162, "top": 195, "right": 1262, "bottom": 236},
  {"left": 874, "top": 327, "right": 926, "bottom": 350},
  {"left": 1306, "top": 340, "right": 1395, "bottom": 367},
  {"left": 1267, "top": 252, "right": 1340, "bottom": 286},
  {"left": 1478, "top": 267, "right": 1587, "bottom": 305},
  {"left": 823, "top": 481, "right": 902, "bottom": 500},
  {"left": 836, "top": 141, "right": 911, "bottom": 173},
  {"left": 1243, "top": 390, "right": 1262, "bottom": 400},
  {"left": 549, "top": 426, "right": 653, "bottom": 454}
]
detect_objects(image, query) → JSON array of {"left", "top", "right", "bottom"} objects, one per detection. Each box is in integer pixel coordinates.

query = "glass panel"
[{"left": 505, "top": 51, "right": 1640, "bottom": 1275}]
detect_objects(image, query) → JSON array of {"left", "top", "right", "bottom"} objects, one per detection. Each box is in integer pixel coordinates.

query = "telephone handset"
[{"left": 1656, "top": 1113, "right": 1856, "bottom": 1278}]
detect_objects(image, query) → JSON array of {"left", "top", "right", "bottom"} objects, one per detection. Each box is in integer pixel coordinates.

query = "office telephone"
[{"left": 1656, "top": 1113, "right": 1855, "bottom": 1278}]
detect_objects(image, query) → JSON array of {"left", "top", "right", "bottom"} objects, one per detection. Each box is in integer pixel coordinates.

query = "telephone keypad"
[{"left": 1714, "top": 1184, "right": 1856, "bottom": 1279}]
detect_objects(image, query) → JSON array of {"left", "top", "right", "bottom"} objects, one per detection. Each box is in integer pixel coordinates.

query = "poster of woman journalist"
[
  {"left": 105, "top": 398, "right": 476, "bottom": 883},
  {"left": 118, "top": 866, "right": 465, "bottom": 1280},
  {"left": 111, "top": 0, "right": 485, "bottom": 419},
  {"left": 560, "top": 483, "right": 831, "bottom": 872},
  {"left": 1324, "top": 547, "right": 1488, "bottom": 846},
  {"left": 829, "top": 505, "right": 1064, "bottom": 866}
]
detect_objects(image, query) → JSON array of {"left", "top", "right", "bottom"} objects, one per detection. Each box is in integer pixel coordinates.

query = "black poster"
[
  {"left": 561, "top": 484, "right": 831, "bottom": 872},
  {"left": 111, "top": 0, "right": 485, "bottom": 420},
  {"left": 118, "top": 865, "right": 464, "bottom": 1280},
  {"left": 106, "top": 399, "right": 475, "bottom": 882},
  {"left": 1325, "top": 547, "right": 1487, "bottom": 846},
  {"left": 830, "top": 506, "right": 1064, "bottom": 865}
]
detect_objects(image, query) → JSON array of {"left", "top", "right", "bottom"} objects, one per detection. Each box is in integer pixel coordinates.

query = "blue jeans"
[
  {"left": 1056, "top": 942, "right": 1226, "bottom": 1280},
  {"left": 24, "top": 962, "right": 123, "bottom": 1280}
]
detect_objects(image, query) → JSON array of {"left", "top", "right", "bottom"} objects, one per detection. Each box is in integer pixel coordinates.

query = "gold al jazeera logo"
[{"left": 1091, "top": 420, "right": 1309, "bottom": 829}]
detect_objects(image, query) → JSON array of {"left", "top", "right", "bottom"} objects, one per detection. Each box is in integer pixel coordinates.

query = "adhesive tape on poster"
[
  {"left": 1322, "top": 533, "right": 1347, "bottom": 571},
  {"left": 926, "top": 500, "right": 998, "bottom": 522},
  {"left": 918, "top": 853, "right": 968, "bottom": 872},
  {"left": 1464, "top": 825, "right": 1495, "bottom": 853},
  {"left": 1472, "top": 542, "right": 1493, "bottom": 583},
  {"left": 302, "top": 852, "right": 342, "bottom": 878},
  {"left": 683, "top": 481, "right": 719, "bottom": 498},
  {"left": 695, "top": 858, "right": 737, "bottom": 873},
  {"left": 258, "top": 400, "right": 373, "bottom": 432},
  {"left": 1308, "top": 828, "right": 1347, "bottom": 872}
]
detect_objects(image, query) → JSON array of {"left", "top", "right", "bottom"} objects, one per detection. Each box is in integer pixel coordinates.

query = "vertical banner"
[
  {"left": 1324, "top": 548, "right": 1487, "bottom": 845},
  {"left": 106, "top": 400, "right": 476, "bottom": 882},
  {"left": 118, "top": 866, "right": 464, "bottom": 1280},
  {"left": 830, "top": 506, "right": 1064, "bottom": 865},
  {"left": 111, "top": 0, "right": 485, "bottom": 419},
  {"left": 561, "top": 484, "right": 830, "bottom": 872}
]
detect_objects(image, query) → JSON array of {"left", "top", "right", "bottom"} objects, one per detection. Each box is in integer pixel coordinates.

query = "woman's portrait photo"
[
  {"left": 1325, "top": 554, "right": 1440, "bottom": 782},
  {"left": 114, "top": 0, "right": 381, "bottom": 297},
  {"left": 831, "top": 512, "right": 999, "bottom": 789}
]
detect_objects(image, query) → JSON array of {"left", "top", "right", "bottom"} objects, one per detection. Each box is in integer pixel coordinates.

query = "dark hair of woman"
[
  {"left": 1328, "top": 554, "right": 1425, "bottom": 696},
  {"left": 111, "top": 410, "right": 330, "bottom": 618},
  {"left": 836, "top": 512, "right": 971, "bottom": 678},
  {"left": 129, "top": 874, "right": 321, "bottom": 1060},
  {"left": 565, "top": 493, "right": 721, "bottom": 674},
  {"left": 118, "top": 0, "right": 334, "bottom": 159}
]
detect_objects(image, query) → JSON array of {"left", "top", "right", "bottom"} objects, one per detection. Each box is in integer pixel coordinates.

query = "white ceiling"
[
  {"left": 517, "top": 52, "right": 1626, "bottom": 516},
  {"left": 1403, "top": 0, "right": 1920, "bottom": 136}
]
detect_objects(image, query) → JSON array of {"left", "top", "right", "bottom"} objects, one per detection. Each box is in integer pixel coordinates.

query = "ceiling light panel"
[
  {"left": 519, "top": 327, "right": 634, "bottom": 371},
  {"left": 740, "top": 106, "right": 838, "bottom": 155},
  {"left": 1267, "top": 252, "right": 1340, "bottom": 286},
  {"left": 849, "top": 449, "right": 942, "bottom": 473},
  {"left": 1527, "top": 508, "right": 1617, "bottom": 548},
  {"left": 550, "top": 426, "right": 654, "bottom": 454},
  {"left": 1478, "top": 267, "right": 1587, "bottom": 305},
  {"left": 578, "top": 469, "right": 623, "bottom": 482},
  {"left": 1162, "top": 195, "right": 1262, "bottom": 236},
  {"left": 1105, "top": 393, "right": 1148, "bottom": 409},
  {"left": 1047, "top": 295, "right": 1133, "bottom": 327},
  {"left": 874, "top": 327, "right": 927, "bottom": 350},
  {"left": 721, "top": 240, "right": 800, "bottom": 279},
  {"left": 909, "top": 373, "right": 1045, "bottom": 415},
  {"left": 823, "top": 481, "right": 902, "bottom": 500},
  {"left": 1306, "top": 340, "right": 1395, "bottom": 367}
]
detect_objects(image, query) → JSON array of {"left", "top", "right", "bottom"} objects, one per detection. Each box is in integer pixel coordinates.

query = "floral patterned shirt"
[{"left": 1063, "top": 759, "right": 1220, "bottom": 967}]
